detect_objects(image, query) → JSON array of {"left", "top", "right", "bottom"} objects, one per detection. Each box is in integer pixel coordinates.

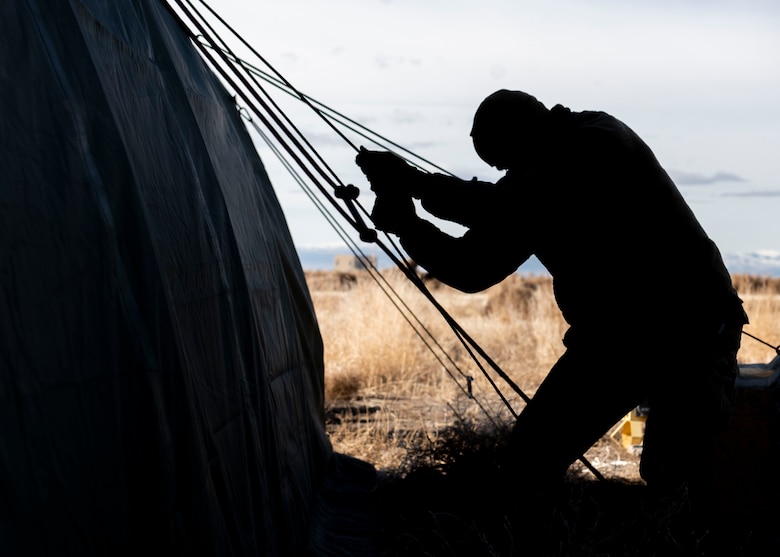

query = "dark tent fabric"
[{"left": 0, "top": 1, "right": 343, "bottom": 554}]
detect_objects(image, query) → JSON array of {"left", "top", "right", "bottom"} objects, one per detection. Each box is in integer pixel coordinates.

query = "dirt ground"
[
  {"left": 326, "top": 395, "right": 643, "bottom": 482},
  {"left": 322, "top": 394, "right": 780, "bottom": 557}
]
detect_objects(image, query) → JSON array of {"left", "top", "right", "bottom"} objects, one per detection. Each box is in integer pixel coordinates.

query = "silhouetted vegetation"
[{"left": 307, "top": 270, "right": 780, "bottom": 556}]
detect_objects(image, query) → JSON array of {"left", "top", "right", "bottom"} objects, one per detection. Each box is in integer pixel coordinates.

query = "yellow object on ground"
[{"left": 610, "top": 407, "right": 647, "bottom": 454}]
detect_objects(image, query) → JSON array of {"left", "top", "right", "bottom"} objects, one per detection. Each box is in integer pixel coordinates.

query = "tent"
[{"left": 1, "top": 1, "right": 371, "bottom": 555}]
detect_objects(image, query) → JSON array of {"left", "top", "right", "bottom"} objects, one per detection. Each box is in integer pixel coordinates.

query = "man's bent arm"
[
  {"left": 414, "top": 173, "right": 502, "bottom": 229},
  {"left": 398, "top": 217, "right": 531, "bottom": 293}
]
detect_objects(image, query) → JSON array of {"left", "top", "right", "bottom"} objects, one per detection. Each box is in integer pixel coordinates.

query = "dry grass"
[
  {"left": 309, "top": 269, "right": 559, "bottom": 471},
  {"left": 307, "top": 269, "right": 780, "bottom": 556},
  {"left": 732, "top": 273, "right": 780, "bottom": 363},
  {"left": 308, "top": 269, "right": 780, "bottom": 474}
]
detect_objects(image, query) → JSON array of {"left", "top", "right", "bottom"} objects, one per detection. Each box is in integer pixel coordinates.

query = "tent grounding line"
[
  {"left": 741, "top": 330, "right": 780, "bottom": 354},
  {"left": 188, "top": 0, "right": 454, "bottom": 175},
  {"left": 197, "top": 41, "right": 453, "bottom": 176},
  {"left": 168, "top": 0, "right": 346, "bottom": 197},
  {"left": 165, "top": 0, "right": 606, "bottom": 480},
  {"left": 179, "top": 0, "right": 358, "bottom": 184},
  {"left": 171, "top": 0, "right": 533, "bottom": 428},
  {"left": 249, "top": 118, "right": 498, "bottom": 420}
]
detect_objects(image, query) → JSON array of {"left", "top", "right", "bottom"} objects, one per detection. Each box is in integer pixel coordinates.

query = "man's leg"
[
  {"left": 506, "top": 346, "right": 647, "bottom": 487},
  {"left": 641, "top": 325, "right": 742, "bottom": 533}
]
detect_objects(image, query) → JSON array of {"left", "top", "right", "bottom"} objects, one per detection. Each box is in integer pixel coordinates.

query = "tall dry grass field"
[{"left": 306, "top": 269, "right": 780, "bottom": 473}]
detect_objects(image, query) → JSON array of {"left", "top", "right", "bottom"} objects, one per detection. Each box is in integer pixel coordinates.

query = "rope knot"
[
  {"left": 334, "top": 184, "right": 377, "bottom": 243},
  {"left": 334, "top": 184, "right": 360, "bottom": 200},
  {"left": 359, "top": 229, "right": 378, "bottom": 243}
]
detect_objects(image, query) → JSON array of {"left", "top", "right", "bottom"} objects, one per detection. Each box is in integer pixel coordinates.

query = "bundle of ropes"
[{"left": 161, "top": 0, "right": 610, "bottom": 479}]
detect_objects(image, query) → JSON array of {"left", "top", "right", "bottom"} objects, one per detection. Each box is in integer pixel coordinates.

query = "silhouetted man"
[{"left": 355, "top": 89, "right": 748, "bottom": 532}]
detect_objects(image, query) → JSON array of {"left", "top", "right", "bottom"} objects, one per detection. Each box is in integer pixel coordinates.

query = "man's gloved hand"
[
  {"left": 370, "top": 193, "right": 417, "bottom": 236},
  {"left": 355, "top": 147, "right": 421, "bottom": 197}
]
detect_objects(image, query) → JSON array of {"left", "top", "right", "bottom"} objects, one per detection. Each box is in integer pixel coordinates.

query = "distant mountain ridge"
[
  {"left": 297, "top": 246, "right": 780, "bottom": 277},
  {"left": 723, "top": 250, "right": 780, "bottom": 277}
]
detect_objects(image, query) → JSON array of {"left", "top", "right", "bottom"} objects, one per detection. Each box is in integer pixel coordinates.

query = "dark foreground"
[{"left": 312, "top": 422, "right": 780, "bottom": 557}]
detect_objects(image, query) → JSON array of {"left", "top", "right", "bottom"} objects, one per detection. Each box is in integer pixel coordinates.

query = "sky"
[{"left": 189, "top": 0, "right": 780, "bottom": 259}]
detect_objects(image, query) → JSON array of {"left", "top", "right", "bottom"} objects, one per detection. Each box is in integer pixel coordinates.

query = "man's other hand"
[
  {"left": 356, "top": 147, "right": 418, "bottom": 196},
  {"left": 370, "top": 193, "right": 416, "bottom": 236}
]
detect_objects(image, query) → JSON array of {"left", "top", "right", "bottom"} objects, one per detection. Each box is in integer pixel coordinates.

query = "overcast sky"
[{"left": 194, "top": 0, "right": 780, "bottom": 257}]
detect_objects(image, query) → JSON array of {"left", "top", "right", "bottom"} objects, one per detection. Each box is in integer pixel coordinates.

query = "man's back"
[{"left": 525, "top": 106, "right": 742, "bottom": 336}]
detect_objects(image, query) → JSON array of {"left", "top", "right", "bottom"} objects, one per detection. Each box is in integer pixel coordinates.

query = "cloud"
[
  {"left": 388, "top": 108, "right": 425, "bottom": 125},
  {"left": 669, "top": 170, "right": 746, "bottom": 185},
  {"left": 373, "top": 54, "right": 422, "bottom": 70},
  {"left": 723, "top": 189, "right": 780, "bottom": 197},
  {"left": 299, "top": 131, "right": 348, "bottom": 147}
]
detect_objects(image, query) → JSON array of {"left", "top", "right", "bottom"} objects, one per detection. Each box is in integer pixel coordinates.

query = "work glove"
[
  {"left": 355, "top": 147, "right": 422, "bottom": 198},
  {"left": 370, "top": 192, "right": 417, "bottom": 236}
]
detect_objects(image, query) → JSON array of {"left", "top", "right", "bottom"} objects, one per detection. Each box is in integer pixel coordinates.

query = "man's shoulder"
[
  {"left": 551, "top": 105, "right": 619, "bottom": 140},
  {"left": 568, "top": 108, "right": 622, "bottom": 131},
  {"left": 562, "top": 109, "right": 640, "bottom": 154}
]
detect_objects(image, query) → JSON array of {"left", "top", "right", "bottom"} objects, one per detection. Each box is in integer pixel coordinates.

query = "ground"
[
  {"left": 326, "top": 395, "right": 643, "bottom": 482},
  {"left": 324, "top": 397, "right": 779, "bottom": 557}
]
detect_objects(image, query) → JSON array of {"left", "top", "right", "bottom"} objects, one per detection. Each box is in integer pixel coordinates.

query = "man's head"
[{"left": 470, "top": 90, "right": 550, "bottom": 170}]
